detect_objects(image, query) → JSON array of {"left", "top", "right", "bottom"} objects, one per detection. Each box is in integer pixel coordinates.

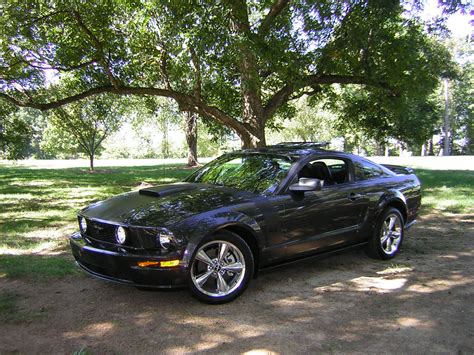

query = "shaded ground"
[{"left": 1, "top": 212, "right": 472, "bottom": 354}]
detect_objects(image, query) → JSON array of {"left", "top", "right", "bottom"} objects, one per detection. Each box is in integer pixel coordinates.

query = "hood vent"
[{"left": 139, "top": 184, "right": 197, "bottom": 198}]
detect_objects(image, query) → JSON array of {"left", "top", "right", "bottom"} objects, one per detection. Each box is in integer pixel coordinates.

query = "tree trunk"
[
  {"left": 443, "top": 78, "right": 450, "bottom": 156},
  {"left": 240, "top": 125, "right": 266, "bottom": 149},
  {"left": 185, "top": 112, "right": 199, "bottom": 167},
  {"left": 428, "top": 137, "right": 434, "bottom": 156},
  {"left": 467, "top": 120, "right": 473, "bottom": 155},
  {"left": 161, "top": 118, "right": 169, "bottom": 158},
  {"left": 375, "top": 142, "right": 385, "bottom": 156},
  {"left": 89, "top": 154, "right": 94, "bottom": 171},
  {"left": 227, "top": 2, "right": 266, "bottom": 149}
]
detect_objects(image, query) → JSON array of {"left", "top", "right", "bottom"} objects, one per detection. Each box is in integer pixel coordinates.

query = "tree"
[
  {"left": 46, "top": 95, "right": 122, "bottom": 170},
  {"left": 454, "top": 63, "right": 473, "bottom": 153},
  {"left": 0, "top": 1, "right": 459, "bottom": 147},
  {"left": 0, "top": 116, "right": 31, "bottom": 159},
  {"left": 451, "top": 37, "right": 473, "bottom": 154},
  {"left": 330, "top": 84, "right": 444, "bottom": 148},
  {"left": 40, "top": 121, "right": 82, "bottom": 159},
  {"left": 267, "top": 96, "right": 338, "bottom": 144},
  {"left": 0, "top": 102, "right": 38, "bottom": 159}
]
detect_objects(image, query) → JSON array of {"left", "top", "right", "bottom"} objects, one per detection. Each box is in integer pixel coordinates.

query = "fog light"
[
  {"left": 115, "top": 226, "right": 127, "bottom": 244},
  {"left": 79, "top": 217, "right": 87, "bottom": 233}
]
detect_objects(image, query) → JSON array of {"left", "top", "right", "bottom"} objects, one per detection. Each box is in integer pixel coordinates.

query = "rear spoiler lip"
[{"left": 382, "top": 164, "right": 415, "bottom": 175}]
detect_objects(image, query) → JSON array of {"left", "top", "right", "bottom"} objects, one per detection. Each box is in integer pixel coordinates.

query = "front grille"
[
  {"left": 83, "top": 219, "right": 141, "bottom": 248},
  {"left": 86, "top": 220, "right": 118, "bottom": 243}
]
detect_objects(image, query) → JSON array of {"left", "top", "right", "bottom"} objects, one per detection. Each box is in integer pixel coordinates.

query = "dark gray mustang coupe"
[{"left": 70, "top": 142, "right": 421, "bottom": 303}]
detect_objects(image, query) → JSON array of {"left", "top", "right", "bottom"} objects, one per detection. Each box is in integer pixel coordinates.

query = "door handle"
[{"left": 348, "top": 192, "right": 364, "bottom": 201}]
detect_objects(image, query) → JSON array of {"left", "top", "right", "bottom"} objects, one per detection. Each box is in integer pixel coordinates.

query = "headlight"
[
  {"left": 79, "top": 217, "right": 87, "bottom": 233},
  {"left": 157, "top": 229, "right": 175, "bottom": 250},
  {"left": 115, "top": 226, "right": 127, "bottom": 244}
]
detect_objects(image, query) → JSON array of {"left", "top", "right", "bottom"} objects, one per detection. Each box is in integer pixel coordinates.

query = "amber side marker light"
[{"left": 137, "top": 260, "right": 179, "bottom": 268}]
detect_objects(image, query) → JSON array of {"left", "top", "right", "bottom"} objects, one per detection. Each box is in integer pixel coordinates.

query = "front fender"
[{"left": 175, "top": 210, "right": 263, "bottom": 268}]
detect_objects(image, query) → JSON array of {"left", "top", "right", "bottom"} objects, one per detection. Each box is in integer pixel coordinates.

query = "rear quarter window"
[{"left": 354, "top": 160, "right": 391, "bottom": 181}]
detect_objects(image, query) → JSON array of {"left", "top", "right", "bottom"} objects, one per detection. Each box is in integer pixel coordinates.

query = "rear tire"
[
  {"left": 187, "top": 231, "right": 254, "bottom": 304},
  {"left": 366, "top": 208, "right": 404, "bottom": 260}
]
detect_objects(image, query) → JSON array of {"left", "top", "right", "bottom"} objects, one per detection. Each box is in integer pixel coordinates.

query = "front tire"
[
  {"left": 187, "top": 231, "right": 254, "bottom": 304},
  {"left": 366, "top": 208, "right": 404, "bottom": 260}
]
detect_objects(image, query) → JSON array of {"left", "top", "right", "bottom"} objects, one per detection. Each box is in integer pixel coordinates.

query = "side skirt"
[{"left": 257, "top": 241, "right": 368, "bottom": 276}]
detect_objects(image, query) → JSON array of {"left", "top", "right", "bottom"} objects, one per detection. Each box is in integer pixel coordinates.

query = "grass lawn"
[
  {"left": 0, "top": 158, "right": 472, "bottom": 280},
  {"left": 0, "top": 163, "right": 196, "bottom": 278}
]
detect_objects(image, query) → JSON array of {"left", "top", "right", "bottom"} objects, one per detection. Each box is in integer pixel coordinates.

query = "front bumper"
[{"left": 69, "top": 232, "right": 187, "bottom": 289}]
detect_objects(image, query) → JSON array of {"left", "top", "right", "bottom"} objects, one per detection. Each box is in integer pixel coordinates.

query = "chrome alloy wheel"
[
  {"left": 190, "top": 240, "right": 246, "bottom": 298},
  {"left": 380, "top": 213, "right": 402, "bottom": 255}
]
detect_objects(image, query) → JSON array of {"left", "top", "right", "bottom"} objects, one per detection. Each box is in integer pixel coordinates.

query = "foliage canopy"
[{"left": 0, "top": 0, "right": 459, "bottom": 147}]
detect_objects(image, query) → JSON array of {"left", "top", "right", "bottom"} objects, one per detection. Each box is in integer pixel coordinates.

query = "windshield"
[{"left": 185, "top": 153, "right": 295, "bottom": 194}]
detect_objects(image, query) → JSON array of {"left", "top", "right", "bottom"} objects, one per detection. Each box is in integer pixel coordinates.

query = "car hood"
[{"left": 80, "top": 182, "right": 256, "bottom": 227}]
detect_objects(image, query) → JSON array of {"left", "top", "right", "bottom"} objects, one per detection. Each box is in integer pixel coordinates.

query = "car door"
[{"left": 278, "top": 156, "right": 370, "bottom": 259}]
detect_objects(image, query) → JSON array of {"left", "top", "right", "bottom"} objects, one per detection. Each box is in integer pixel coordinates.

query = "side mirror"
[{"left": 289, "top": 178, "right": 323, "bottom": 194}]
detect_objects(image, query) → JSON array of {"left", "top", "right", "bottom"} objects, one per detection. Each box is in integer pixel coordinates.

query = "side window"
[
  {"left": 298, "top": 158, "right": 348, "bottom": 185},
  {"left": 354, "top": 161, "right": 389, "bottom": 181}
]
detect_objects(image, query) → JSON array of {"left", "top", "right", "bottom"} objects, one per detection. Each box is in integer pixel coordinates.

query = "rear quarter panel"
[{"left": 361, "top": 173, "right": 421, "bottom": 235}]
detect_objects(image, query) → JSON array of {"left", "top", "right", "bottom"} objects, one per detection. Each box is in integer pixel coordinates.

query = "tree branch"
[
  {"left": 263, "top": 83, "right": 294, "bottom": 122},
  {"left": 289, "top": 87, "right": 321, "bottom": 101},
  {"left": 94, "top": 132, "right": 108, "bottom": 152},
  {"left": 258, "top": 0, "right": 290, "bottom": 36},
  {"left": 0, "top": 86, "right": 116, "bottom": 110},
  {"left": 0, "top": 85, "right": 250, "bottom": 138},
  {"left": 51, "top": 108, "right": 91, "bottom": 154},
  {"left": 71, "top": 10, "right": 120, "bottom": 90},
  {"left": 227, "top": 0, "right": 251, "bottom": 33},
  {"left": 16, "top": 57, "right": 96, "bottom": 72},
  {"left": 27, "top": 10, "right": 66, "bottom": 25},
  {"left": 189, "top": 47, "right": 202, "bottom": 100},
  {"left": 263, "top": 74, "right": 392, "bottom": 122},
  {"left": 159, "top": 50, "right": 172, "bottom": 90}
]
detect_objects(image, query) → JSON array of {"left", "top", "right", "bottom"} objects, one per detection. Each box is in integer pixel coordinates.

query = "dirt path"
[{"left": 1, "top": 213, "right": 473, "bottom": 354}]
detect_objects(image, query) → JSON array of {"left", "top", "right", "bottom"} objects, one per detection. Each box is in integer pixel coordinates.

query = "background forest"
[{"left": 0, "top": 1, "right": 472, "bottom": 170}]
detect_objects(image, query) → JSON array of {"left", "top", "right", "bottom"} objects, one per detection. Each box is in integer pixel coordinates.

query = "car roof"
[{"left": 237, "top": 142, "right": 352, "bottom": 160}]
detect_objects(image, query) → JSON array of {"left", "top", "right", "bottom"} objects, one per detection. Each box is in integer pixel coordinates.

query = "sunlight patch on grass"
[
  {"left": 397, "top": 317, "right": 435, "bottom": 329},
  {"left": 10, "top": 180, "right": 56, "bottom": 187},
  {"left": 24, "top": 225, "right": 76, "bottom": 240},
  {"left": 422, "top": 187, "right": 473, "bottom": 214},
  {"left": 0, "top": 193, "right": 35, "bottom": 200},
  {"left": 66, "top": 186, "right": 105, "bottom": 197},
  {"left": 418, "top": 169, "right": 474, "bottom": 214},
  {"left": 154, "top": 177, "right": 180, "bottom": 184},
  {"left": 350, "top": 276, "right": 408, "bottom": 292},
  {"left": 377, "top": 264, "right": 413, "bottom": 275},
  {"left": 0, "top": 240, "right": 64, "bottom": 255}
]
